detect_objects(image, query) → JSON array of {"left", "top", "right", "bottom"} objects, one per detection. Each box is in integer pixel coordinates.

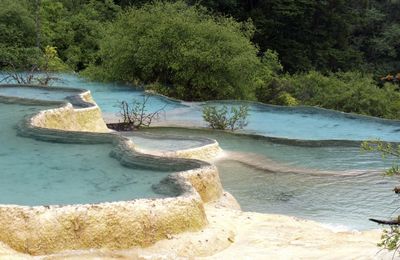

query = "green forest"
[{"left": 2, "top": 0, "right": 400, "bottom": 119}]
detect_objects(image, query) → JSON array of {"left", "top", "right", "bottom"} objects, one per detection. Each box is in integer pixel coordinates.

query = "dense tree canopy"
[
  {"left": 1, "top": 0, "right": 400, "bottom": 118},
  {"left": 0, "top": 0, "right": 39, "bottom": 67},
  {"left": 88, "top": 1, "right": 281, "bottom": 101},
  {"left": 0, "top": 0, "right": 120, "bottom": 71},
  {"left": 193, "top": 0, "right": 400, "bottom": 74},
  {"left": 39, "top": 0, "right": 120, "bottom": 71},
  {"left": 2, "top": 0, "right": 399, "bottom": 74}
]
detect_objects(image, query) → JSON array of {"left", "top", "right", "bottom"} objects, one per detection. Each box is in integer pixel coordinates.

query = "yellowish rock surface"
[
  {"left": 31, "top": 103, "right": 109, "bottom": 133},
  {"left": 0, "top": 193, "right": 392, "bottom": 259}
]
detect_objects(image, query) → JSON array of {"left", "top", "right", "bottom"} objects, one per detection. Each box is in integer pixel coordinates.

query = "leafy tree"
[
  {"left": 40, "top": 0, "right": 120, "bottom": 71},
  {"left": 112, "top": 0, "right": 150, "bottom": 7},
  {"left": 362, "top": 140, "right": 400, "bottom": 176},
  {"left": 88, "top": 1, "right": 280, "bottom": 101},
  {"left": 0, "top": 0, "right": 40, "bottom": 68},
  {"left": 190, "top": 0, "right": 400, "bottom": 75},
  {"left": 295, "top": 71, "right": 400, "bottom": 118},
  {"left": 367, "top": 23, "right": 400, "bottom": 75},
  {"left": 0, "top": 0, "right": 36, "bottom": 47},
  {"left": 193, "top": 0, "right": 365, "bottom": 73}
]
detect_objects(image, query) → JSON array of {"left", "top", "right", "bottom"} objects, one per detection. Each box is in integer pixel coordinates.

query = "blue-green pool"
[
  {"left": 0, "top": 86, "right": 82, "bottom": 101},
  {"left": 55, "top": 74, "right": 186, "bottom": 113},
  {"left": 143, "top": 128, "right": 400, "bottom": 230},
  {"left": 0, "top": 103, "right": 172, "bottom": 206},
  {"left": 54, "top": 74, "right": 400, "bottom": 142},
  {"left": 1, "top": 74, "right": 400, "bottom": 230}
]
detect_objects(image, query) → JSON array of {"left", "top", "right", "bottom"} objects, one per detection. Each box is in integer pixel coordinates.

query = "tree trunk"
[{"left": 35, "top": 0, "right": 41, "bottom": 49}]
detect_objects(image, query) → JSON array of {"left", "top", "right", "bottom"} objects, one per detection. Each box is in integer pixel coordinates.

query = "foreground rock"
[{"left": 0, "top": 194, "right": 392, "bottom": 259}]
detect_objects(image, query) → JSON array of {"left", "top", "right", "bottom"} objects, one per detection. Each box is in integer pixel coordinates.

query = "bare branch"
[
  {"left": 370, "top": 218, "right": 400, "bottom": 225},
  {"left": 0, "top": 61, "right": 60, "bottom": 86},
  {"left": 111, "top": 95, "right": 167, "bottom": 131}
]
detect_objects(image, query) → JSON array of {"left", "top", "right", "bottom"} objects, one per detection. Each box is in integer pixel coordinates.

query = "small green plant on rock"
[
  {"left": 378, "top": 226, "right": 400, "bottom": 252},
  {"left": 361, "top": 140, "right": 400, "bottom": 176},
  {"left": 202, "top": 104, "right": 249, "bottom": 131},
  {"left": 362, "top": 140, "right": 400, "bottom": 255}
]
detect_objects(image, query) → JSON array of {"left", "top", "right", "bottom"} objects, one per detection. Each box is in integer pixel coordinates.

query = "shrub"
[
  {"left": 257, "top": 71, "right": 400, "bottom": 119},
  {"left": 0, "top": 46, "right": 65, "bottom": 86},
  {"left": 294, "top": 71, "right": 400, "bottom": 119},
  {"left": 202, "top": 104, "right": 249, "bottom": 131},
  {"left": 362, "top": 140, "right": 400, "bottom": 254},
  {"left": 116, "top": 95, "right": 166, "bottom": 130},
  {"left": 88, "top": 1, "right": 281, "bottom": 101},
  {"left": 255, "top": 78, "right": 298, "bottom": 106},
  {"left": 361, "top": 140, "right": 400, "bottom": 176},
  {"left": 276, "top": 92, "right": 298, "bottom": 106}
]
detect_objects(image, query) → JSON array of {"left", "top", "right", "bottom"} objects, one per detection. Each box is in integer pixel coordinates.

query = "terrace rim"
[{"left": 0, "top": 84, "right": 223, "bottom": 255}]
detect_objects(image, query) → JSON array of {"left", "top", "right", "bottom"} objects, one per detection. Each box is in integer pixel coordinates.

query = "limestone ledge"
[
  {"left": 0, "top": 138, "right": 221, "bottom": 255},
  {"left": 30, "top": 92, "right": 109, "bottom": 133},
  {"left": 0, "top": 192, "right": 207, "bottom": 256},
  {"left": 0, "top": 194, "right": 389, "bottom": 259},
  {"left": 143, "top": 141, "right": 222, "bottom": 162},
  {"left": 110, "top": 138, "right": 223, "bottom": 203},
  {"left": 0, "top": 85, "right": 225, "bottom": 256},
  {"left": 174, "top": 142, "right": 222, "bottom": 161},
  {"left": 126, "top": 132, "right": 223, "bottom": 161}
]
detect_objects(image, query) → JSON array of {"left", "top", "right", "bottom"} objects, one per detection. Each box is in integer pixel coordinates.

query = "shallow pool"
[
  {"left": 51, "top": 74, "right": 400, "bottom": 142},
  {"left": 0, "top": 86, "right": 82, "bottom": 101},
  {"left": 2, "top": 74, "right": 400, "bottom": 230},
  {"left": 163, "top": 102, "right": 400, "bottom": 142},
  {"left": 144, "top": 128, "right": 390, "bottom": 171},
  {"left": 217, "top": 161, "right": 398, "bottom": 230},
  {"left": 3, "top": 73, "right": 399, "bottom": 141},
  {"left": 0, "top": 103, "right": 172, "bottom": 206},
  {"left": 143, "top": 128, "right": 400, "bottom": 230},
  {"left": 121, "top": 132, "right": 208, "bottom": 152},
  {"left": 55, "top": 74, "right": 186, "bottom": 113}
]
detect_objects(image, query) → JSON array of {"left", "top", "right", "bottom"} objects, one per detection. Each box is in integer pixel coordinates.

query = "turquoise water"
[
  {"left": 143, "top": 128, "right": 400, "bottom": 230},
  {"left": 0, "top": 86, "right": 82, "bottom": 101},
  {"left": 2, "top": 74, "right": 400, "bottom": 230},
  {"left": 53, "top": 74, "right": 400, "bottom": 142},
  {"left": 3, "top": 74, "right": 400, "bottom": 142},
  {"left": 55, "top": 74, "right": 186, "bottom": 113},
  {"left": 0, "top": 103, "right": 172, "bottom": 206},
  {"left": 3, "top": 73, "right": 400, "bottom": 141},
  {"left": 164, "top": 103, "right": 400, "bottom": 142},
  {"left": 217, "top": 161, "right": 398, "bottom": 230},
  {"left": 144, "top": 128, "right": 389, "bottom": 171}
]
